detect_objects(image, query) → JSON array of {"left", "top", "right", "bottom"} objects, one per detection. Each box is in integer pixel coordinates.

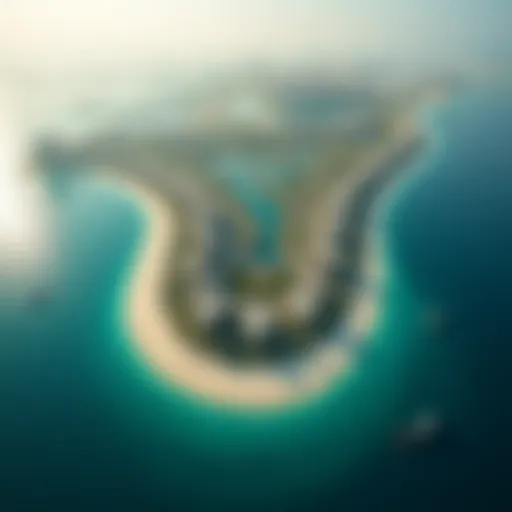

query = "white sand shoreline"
[{"left": 106, "top": 173, "right": 377, "bottom": 409}]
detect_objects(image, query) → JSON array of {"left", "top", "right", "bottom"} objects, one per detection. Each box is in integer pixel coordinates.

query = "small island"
[{"left": 37, "top": 71, "right": 448, "bottom": 407}]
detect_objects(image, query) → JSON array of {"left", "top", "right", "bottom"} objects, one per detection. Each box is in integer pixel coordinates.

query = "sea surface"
[{"left": 0, "top": 83, "right": 512, "bottom": 510}]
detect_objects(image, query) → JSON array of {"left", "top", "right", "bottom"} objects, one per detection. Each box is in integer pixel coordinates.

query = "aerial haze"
[{"left": 0, "top": 1, "right": 511, "bottom": 510}]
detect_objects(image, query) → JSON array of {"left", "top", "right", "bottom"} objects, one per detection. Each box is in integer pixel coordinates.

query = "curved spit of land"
[{"left": 37, "top": 93, "right": 432, "bottom": 374}]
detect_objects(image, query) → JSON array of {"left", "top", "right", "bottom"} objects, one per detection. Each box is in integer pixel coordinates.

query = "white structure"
[
  {"left": 192, "top": 89, "right": 284, "bottom": 135},
  {"left": 238, "top": 300, "right": 274, "bottom": 344},
  {"left": 281, "top": 275, "right": 322, "bottom": 322},
  {"left": 194, "top": 286, "right": 228, "bottom": 326}
]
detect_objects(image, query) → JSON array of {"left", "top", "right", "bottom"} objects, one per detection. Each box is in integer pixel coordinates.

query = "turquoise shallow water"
[
  {"left": 209, "top": 148, "right": 315, "bottom": 265},
  {"left": 1, "top": 83, "right": 512, "bottom": 510}
]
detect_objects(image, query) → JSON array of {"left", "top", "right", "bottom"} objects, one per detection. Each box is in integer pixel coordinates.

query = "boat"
[{"left": 396, "top": 410, "right": 446, "bottom": 450}]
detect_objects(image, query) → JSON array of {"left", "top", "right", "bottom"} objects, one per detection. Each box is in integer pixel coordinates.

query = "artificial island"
[{"left": 37, "top": 69, "right": 449, "bottom": 406}]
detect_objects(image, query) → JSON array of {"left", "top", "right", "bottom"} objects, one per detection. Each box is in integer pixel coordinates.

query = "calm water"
[
  {"left": 209, "top": 147, "right": 315, "bottom": 265},
  {"left": 0, "top": 84, "right": 511, "bottom": 511}
]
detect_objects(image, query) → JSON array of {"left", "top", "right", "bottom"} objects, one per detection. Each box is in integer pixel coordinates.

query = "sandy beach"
[
  {"left": 95, "top": 101, "right": 427, "bottom": 409},
  {"left": 108, "top": 174, "right": 376, "bottom": 408}
]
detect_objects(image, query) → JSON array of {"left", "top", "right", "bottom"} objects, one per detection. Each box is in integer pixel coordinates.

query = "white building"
[{"left": 238, "top": 300, "right": 274, "bottom": 344}]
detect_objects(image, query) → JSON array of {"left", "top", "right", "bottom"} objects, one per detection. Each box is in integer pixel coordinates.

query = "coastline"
[
  {"left": 102, "top": 95, "right": 442, "bottom": 408},
  {"left": 111, "top": 173, "right": 365, "bottom": 408}
]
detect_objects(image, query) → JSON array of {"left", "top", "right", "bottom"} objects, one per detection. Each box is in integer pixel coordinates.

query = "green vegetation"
[{"left": 230, "top": 266, "right": 293, "bottom": 299}]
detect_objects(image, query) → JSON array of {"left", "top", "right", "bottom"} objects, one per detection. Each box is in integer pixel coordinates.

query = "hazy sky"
[{"left": 1, "top": 0, "right": 510, "bottom": 73}]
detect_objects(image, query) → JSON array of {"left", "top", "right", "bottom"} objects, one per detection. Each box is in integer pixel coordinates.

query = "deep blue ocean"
[{"left": 0, "top": 83, "right": 511, "bottom": 511}]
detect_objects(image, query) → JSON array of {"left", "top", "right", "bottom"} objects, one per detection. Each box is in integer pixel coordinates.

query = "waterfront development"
[
  {"left": 1, "top": 0, "right": 511, "bottom": 506},
  {"left": 1, "top": 76, "right": 512, "bottom": 510},
  {"left": 37, "top": 74, "right": 444, "bottom": 387}
]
